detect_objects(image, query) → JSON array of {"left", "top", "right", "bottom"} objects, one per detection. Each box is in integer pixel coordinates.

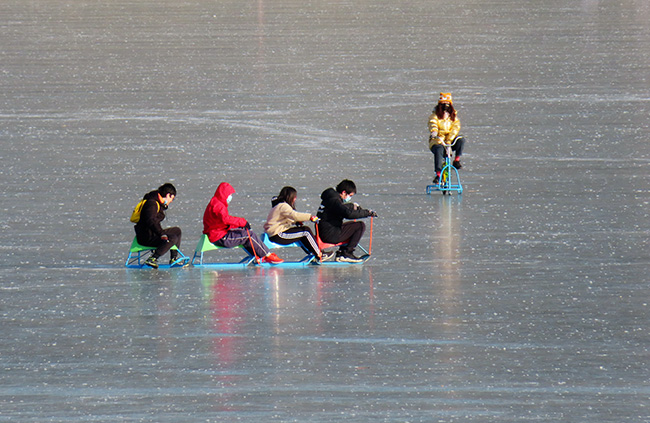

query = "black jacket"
[
  {"left": 316, "top": 188, "right": 372, "bottom": 240},
  {"left": 134, "top": 190, "right": 167, "bottom": 245}
]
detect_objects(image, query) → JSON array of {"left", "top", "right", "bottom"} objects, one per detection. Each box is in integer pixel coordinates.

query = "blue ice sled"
[
  {"left": 426, "top": 144, "right": 463, "bottom": 195},
  {"left": 191, "top": 233, "right": 318, "bottom": 268}
]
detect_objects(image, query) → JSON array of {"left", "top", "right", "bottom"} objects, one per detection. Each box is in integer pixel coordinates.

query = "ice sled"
[
  {"left": 426, "top": 164, "right": 463, "bottom": 195},
  {"left": 426, "top": 142, "right": 463, "bottom": 195},
  {"left": 191, "top": 233, "right": 323, "bottom": 268},
  {"left": 315, "top": 234, "right": 371, "bottom": 265},
  {"left": 192, "top": 217, "right": 373, "bottom": 268},
  {"left": 314, "top": 217, "right": 373, "bottom": 265},
  {"left": 260, "top": 233, "right": 320, "bottom": 267},
  {"left": 191, "top": 234, "right": 258, "bottom": 268},
  {"left": 125, "top": 236, "right": 190, "bottom": 269}
]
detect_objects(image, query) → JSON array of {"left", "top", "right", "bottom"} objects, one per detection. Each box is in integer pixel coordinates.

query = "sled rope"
[
  {"left": 245, "top": 227, "right": 260, "bottom": 263},
  {"left": 368, "top": 216, "right": 373, "bottom": 255}
]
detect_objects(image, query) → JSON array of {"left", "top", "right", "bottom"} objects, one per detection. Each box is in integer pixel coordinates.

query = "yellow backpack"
[{"left": 130, "top": 199, "right": 159, "bottom": 223}]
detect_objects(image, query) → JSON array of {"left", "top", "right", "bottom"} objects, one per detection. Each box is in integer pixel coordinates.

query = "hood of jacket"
[
  {"left": 320, "top": 187, "right": 339, "bottom": 202},
  {"left": 144, "top": 190, "right": 158, "bottom": 201},
  {"left": 144, "top": 190, "right": 168, "bottom": 210},
  {"left": 317, "top": 187, "right": 342, "bottom": 221},
  {"left": 212, "top": 182, "right": 236, "bottom": 205}
]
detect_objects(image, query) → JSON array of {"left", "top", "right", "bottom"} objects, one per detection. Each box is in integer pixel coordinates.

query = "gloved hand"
[
  {"left": 309, "top": 215, "right": 319, "bottom": 222},
  {"left": 243, "top": 222, "right": 251, "bottom": 230},
  {"left": 368, "top": 210, "right": 378, "bottom": 217}
]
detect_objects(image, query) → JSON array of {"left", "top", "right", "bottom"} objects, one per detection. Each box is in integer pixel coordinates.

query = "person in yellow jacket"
[
  {"left": 428, "top": 92, "right": 466, "bottom": 184},
  {"left": 264, "top": 186, "right": 335, "bottom": 261}
]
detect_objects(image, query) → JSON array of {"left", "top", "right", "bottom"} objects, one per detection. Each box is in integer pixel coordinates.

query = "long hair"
[
  {"left": 434, "top": 103, "right": 457, "bottom": 121},
  {"left": 272, "top": 186, "right": 297, "bottom": 209}
]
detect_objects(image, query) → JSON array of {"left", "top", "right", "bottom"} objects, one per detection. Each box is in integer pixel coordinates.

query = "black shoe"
[
  {"left": 453, "top": 160, "right": 462, "bottom": 169},
  {"left": 144, "top": 256, "right": 159, "bottom": 269},
  {"left": 336, "top": 251, "right": 364, "bottom": 263},
  {"left": 433, "top": 175, "right": 440, "bottom": 184}
]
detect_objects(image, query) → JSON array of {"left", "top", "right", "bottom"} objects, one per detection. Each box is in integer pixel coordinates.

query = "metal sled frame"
[
  {"left": 125, "top": 237, "right": 190, "bottom": 269},
  {"left": 260, "top": 233, "right": 320, "bottom": 267},
  {"left": 426, "top": 142, "right": 463, "bottom": 195},
  {"left": 314, "top": 217, "right": 373, "bottom": 266}
]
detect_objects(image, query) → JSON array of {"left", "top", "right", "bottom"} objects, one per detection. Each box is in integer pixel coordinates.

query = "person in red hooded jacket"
[{"left": 203, "top": 182, "right": 283, "bottom": 264}]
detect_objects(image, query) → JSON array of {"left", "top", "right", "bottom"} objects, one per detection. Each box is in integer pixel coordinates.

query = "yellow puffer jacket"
[{"left": 428, "top": 113, "right": 461, "bottom": 149}]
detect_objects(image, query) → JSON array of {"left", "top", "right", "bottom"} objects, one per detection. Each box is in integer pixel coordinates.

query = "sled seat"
[
  {"left": 261, "top": 233, "right": 305, "bottom": 250},
  {"left": 125, "top": 237, "right": 188, "bottom": 268},
  {"left": 191, "top": 234, "right": 256, "bottom": 267},
  {"left": 316, "top": 236, "right": 346, "bottom": 252}
]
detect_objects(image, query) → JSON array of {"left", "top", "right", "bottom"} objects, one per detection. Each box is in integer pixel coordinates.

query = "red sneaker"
[{"left": 262, "top": 252, "right": 284, "bottom": 264}]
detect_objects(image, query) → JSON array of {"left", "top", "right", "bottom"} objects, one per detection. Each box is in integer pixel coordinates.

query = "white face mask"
[
  {"left": 226, "top": 194, "right": 233, "bottom": 204},
  {"left": 343, "top": 195, "right": 352, "bottom": 203}
]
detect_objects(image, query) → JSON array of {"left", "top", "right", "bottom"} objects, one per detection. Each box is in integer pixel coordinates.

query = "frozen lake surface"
[{"left": 1, "top": 0, "right": 649, "bottom": 421}]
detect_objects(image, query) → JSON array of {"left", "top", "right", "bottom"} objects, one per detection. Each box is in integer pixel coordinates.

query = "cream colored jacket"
[
  {"left": 428, "top": 113, "right": 461, "bottom": 149},
  {"left": 264, "top": 202, "right": 312, "bottom": 237}
]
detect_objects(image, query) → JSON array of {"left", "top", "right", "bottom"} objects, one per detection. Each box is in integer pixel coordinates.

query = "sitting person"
[
  {"left": 316, "top": 179, "right": 377, "bottom": 263},
  {"left": 203, "top": 182, "right": 283, "bottom": 264},
  {"left": 428, "top": 92, "right": 466, "bottom": 184},
  {"left": 264, "top": 186, "right": 335, "bottom": 262},
  {"left": 134, "top": 182, "right": 184, "bottom": 268}
]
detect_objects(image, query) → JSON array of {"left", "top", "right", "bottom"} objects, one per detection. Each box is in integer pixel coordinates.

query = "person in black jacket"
[
  {"left": 134, "top": 183, "right": 183, "bottom": 268},
  {"left": 316, "top": 179, "right": 377, "bottom": 263}
]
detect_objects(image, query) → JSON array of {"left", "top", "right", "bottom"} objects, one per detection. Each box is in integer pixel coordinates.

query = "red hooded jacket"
[{"left": 203, "top": 182, "right": 248, "bottom": 243}]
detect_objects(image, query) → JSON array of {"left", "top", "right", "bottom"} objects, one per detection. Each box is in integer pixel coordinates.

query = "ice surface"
[{"left": 1, "top": 0, "right": 649, "bottom": 422}]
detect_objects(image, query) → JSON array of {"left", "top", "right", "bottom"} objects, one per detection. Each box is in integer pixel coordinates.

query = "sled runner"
[
  {"left": 426, "top": 139, "right": 463, "bottom": 195},
  {"left": 125, "top": 236, "right": 190, "bottom": 268}
]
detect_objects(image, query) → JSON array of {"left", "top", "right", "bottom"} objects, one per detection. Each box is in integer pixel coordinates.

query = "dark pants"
[
  {"left": 319, "top": 221, "right": 366, "bottom": 254},
  {"left": 270, "top": 226, "right": 321, "bottom": 256},
  {"left": 430, "top": 136, "right": 465, "bottom": 173},
  {"left": 136, "top": 226, "right": 182, "bottom": 259},
  {"left": 215, "top": 228, "right": 269, "bottom": 257}
]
